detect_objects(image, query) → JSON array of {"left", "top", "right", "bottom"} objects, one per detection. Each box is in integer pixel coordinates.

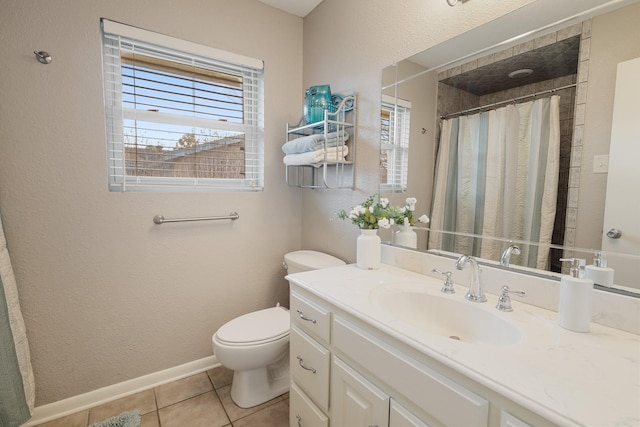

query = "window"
[
  {"left": 380, "top": 95, "right": 411, "bottom": 193},
  {"left": 101, "top": 19, "right": 264, "bottom": 192}
]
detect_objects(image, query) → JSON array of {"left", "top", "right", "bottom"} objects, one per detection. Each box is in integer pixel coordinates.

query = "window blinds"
[
  {"left": 380, "top": 95, "right": 411, "bottom": 193},
  {"left": 101, "top": 19, "right": 264, "bottom": 191}
]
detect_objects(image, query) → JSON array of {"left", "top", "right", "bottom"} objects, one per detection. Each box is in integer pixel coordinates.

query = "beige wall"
[
  {"left": 0, "top": 0, "right": 303, "bottom": 405},
  {"left": 379, "top": 62, "right": 437, "bottom": 250},
  {"left": 575, "top": 3, "right": 640, "bottom": 251},
  {"left": 301, "top": 0, "right": 537, "bottom": 263}
]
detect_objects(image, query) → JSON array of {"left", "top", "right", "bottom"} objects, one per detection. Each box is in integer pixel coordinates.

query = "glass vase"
[
  {"left": 303, "top": 84, "right": 335, "bottom": 125},
  {"left": 357, "top": 229, "right": 381, "bottom": 270}
]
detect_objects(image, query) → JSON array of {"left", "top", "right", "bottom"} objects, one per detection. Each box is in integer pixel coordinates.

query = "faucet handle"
[
  {"left": 496, "top": 285, "right": 526, "bottom": 312},
  {"left": 432, "top": 269, "right": 455, "bottom": 294}
]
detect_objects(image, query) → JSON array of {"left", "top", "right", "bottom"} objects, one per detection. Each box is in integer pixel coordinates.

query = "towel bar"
[{"left": 153, "top": 212, "right": 239, "bottom": 224}]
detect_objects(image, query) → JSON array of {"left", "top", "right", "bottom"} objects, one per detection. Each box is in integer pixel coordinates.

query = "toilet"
[{"left": 212, "top": 250, "right": 345, "bottom": 408}]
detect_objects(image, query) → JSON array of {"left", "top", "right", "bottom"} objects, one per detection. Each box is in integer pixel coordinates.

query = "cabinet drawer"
[
  {"left": 290, "top": 326, "right": 331, "bottom": 411},
  {"left": 290, "top": 291, "right": 331, "bottom": 343},
  {"left": 290, "top": 382, "right": 329, "bottom": 427},
  {"left": 333, "top": 316, "right": 489, "bottom": 427}
]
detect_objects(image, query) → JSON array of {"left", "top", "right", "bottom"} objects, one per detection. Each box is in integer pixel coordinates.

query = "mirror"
[{"left": 379, "top": 0, "right": 640, "bottom": 293}]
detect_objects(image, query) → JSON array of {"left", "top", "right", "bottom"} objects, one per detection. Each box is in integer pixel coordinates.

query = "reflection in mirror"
[
  {"left": 379, "top": 94, "right": 411, "bottom": 193},
  {"left": 380, "top": 1, "right": 640, "bottom": 293},
  {"left": 404, "top": 227, "right": 640, "bottom": 297}
]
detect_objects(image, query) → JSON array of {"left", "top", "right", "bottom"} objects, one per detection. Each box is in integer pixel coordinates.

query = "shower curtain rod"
[{"left": 440, "top": 83, "right": 577, "bottom": 120}]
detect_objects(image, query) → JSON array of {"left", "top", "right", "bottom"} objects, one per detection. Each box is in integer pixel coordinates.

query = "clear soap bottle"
[
  {"left": 558, "top": 258, "right": 594, "bottom": 333},
  {"left": 585, "top": 251, "right": 615, "bottom": 288}
]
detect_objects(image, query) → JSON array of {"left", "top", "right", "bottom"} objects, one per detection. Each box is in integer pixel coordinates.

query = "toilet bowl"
[{"left": 212, "top": 250, "right": 345, "bottom": 408}]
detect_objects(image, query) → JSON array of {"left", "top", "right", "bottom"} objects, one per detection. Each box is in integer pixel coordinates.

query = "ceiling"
[
  {"left": 256, "top": 0, "right": 324, "bottom": 17},
  {"left": 440, "top": 35, "right": 580, "bottom": 96}
]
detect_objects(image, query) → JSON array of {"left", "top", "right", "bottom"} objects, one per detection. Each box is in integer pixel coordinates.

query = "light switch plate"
[{"left": 593, "top": 155, "right": 609, "bottom": 174}]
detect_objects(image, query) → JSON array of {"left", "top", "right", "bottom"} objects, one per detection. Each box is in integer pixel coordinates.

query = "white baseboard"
[{"left": 22, "top": 355, "right": 219, "bottom": 426}]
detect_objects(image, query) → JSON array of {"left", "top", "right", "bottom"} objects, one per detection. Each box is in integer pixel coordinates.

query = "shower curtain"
[
  {"left": 430, "top": 96, "right": 560, "bottom": 269},
  {"left": 0, "top": 209, "right": 35, "bottom": 426}
]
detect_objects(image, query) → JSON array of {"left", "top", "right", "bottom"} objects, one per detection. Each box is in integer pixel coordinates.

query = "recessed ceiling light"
[{"left": 508, "top": 68, "right": 534, "bottom": 79}]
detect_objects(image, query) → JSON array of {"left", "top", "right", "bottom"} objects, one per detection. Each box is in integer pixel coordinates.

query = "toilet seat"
[{"left": 215, "top": 306, "right": 290, "bottom": 346}]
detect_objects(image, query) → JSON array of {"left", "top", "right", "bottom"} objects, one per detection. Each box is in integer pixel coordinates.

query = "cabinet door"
[
  {"left": 331, "top": 356, "right": 389, "bottom": 427},
  {"left": 389, "top": 400, "right": 431, "bottom": 427}
]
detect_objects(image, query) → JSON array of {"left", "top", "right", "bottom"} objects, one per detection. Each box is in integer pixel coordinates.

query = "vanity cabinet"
[
  {"left": 285, "top": 94, "right": 356, "bottom": 189},
  {"left": 288, "top": 289, "right": 476, "bottom": 427},
  {"left": 288, "top": 285, "right": 555, "bottom": 427}
]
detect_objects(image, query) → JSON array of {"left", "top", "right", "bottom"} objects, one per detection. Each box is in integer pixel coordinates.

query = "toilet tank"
[{"left": 284, "top": 250, "right": 345, "bottom": 274}]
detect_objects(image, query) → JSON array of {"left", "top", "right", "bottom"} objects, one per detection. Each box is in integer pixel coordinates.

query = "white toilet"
[{"left": 212, "top": 250, "right": 345, "bottom": 408}]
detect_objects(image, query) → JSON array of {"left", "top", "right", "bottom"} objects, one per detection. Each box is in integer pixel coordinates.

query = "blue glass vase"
[{"left": 304, "top": 84, "right": 336, "bottom": 124}]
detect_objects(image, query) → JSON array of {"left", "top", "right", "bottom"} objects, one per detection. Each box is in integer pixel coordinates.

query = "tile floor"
[{"left": 33, "top": 366, "right": 290, "bottom": 427}]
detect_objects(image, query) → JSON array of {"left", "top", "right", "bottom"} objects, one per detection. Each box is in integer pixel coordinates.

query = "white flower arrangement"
[
  {"left": 335, "top": 195, "right": 430, "bottom": 229},
  {"left": 392, "top": 197, "right": 430, "bottom": 226},
  {"left": 336, "top": 195, "right": 395, "bottom": 229}
]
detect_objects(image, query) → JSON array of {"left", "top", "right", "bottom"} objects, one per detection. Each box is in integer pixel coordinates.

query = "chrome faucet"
[
  {"left": 455, "top": 254, "right": 487, "bottom": 303},
  {"left": 496, "top": 285, "right": 526, "bottom": 312},
  {"left": 500, "top": 245, "right": 521, "bottom": 267},
  {"left": 432, "top": 269, "right": 455, "bottom": 294}
]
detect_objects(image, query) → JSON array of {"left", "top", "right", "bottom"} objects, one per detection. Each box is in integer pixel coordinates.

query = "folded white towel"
[
  {"left": 282, "top": 131, "right": 349, "bottom": 154},
  {"left": 283, "top": 147, "right": 349, "bottom": 166}
]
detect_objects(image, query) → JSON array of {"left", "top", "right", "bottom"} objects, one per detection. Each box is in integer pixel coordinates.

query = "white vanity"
[{"left": 286, "top": 255, "right": 640, "bottom": 426}]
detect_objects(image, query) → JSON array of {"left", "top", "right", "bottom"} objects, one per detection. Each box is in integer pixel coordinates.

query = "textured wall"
[
  {"left": 301, "top": 0, "right": 537, "bottom": 263},
  {"left": 379, "top": 61, "right": 437, "bottom": 250},
  {"left": 576, "top": 3, "right": 640, "bottom": 251},
  {"left": 0, "top": 0, "right": 303, "bottom": 405}
]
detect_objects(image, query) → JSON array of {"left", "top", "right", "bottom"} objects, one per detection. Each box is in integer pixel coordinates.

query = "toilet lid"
[
  {"left": 285, "top": 250, "right": 346, "bottom": 271},
  {"left": 216, "top": 306, "right": 290, "bottom": 345}
]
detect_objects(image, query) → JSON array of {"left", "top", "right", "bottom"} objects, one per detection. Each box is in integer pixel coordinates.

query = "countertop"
[{"left": 287, "top": 263, "right": 640, "bottom": 427}]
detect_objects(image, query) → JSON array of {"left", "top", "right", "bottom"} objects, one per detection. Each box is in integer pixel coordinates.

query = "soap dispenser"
[
  {"left": 585, "top": 251, "right": 615, "bottom": 288},
  {"left": 558, "top": 258, "right": 594, "bottom": 333}
]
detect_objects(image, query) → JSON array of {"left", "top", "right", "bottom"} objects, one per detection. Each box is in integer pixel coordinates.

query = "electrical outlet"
[{"left": 593, "top": 155, "right": 609, "bottom": 174}]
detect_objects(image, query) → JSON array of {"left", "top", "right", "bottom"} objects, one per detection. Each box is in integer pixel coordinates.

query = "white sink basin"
[{"left": 370, "top": 289, "right": 522, "bottom": 346}]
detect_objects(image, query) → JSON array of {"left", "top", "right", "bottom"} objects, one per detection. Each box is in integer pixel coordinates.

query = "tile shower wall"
[
  {"left": 563, "top": 19, "right": 592, "bottom": 265},
  {"left": 434, "top": 21, "right": 591, "bottom": 272}
]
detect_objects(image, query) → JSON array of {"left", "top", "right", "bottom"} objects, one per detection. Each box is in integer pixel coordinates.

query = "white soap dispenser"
[
  {"left": 558, "top": 258, "right": 594, "bottom": 333},
  {"left": 585, "top": 251, "right": 615, "bottom": 288}
]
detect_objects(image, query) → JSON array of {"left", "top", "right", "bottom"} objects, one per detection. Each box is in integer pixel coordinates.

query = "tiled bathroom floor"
[{"left": 33, "top": 367, "right": 289, "bottom": 427}]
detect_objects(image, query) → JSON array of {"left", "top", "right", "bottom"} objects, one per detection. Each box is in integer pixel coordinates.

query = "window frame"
[
  {"left": 101, "top": 19, "right": 264, "bottom": 192},
  {"left": 380, "top": 94, "right": 411, "bottom": 193}
]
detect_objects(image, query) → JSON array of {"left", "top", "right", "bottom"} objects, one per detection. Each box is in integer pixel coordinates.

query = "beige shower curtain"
[{"left": 430, "top": 96, "right": 560, "bottom": 269}]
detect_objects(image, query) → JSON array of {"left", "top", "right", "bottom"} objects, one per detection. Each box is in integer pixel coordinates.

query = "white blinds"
[
  {"left": 101, "top": 19, "right": 264, "bottom": 191},
  {"left": 380, "top": 95, "right": 411, "bottom": 193}
]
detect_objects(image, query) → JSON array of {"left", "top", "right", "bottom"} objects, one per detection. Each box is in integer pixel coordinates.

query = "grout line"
[
  {"left": 26, "top": 356, "right": 219, "bottom": 427},
  {"left": 213, "top": 387, "right": 233, "bottom": 425},
  {"left": 152, "top": 387, "right": 161, "bottom": 427},
  {"left": 226, "top": 393, "right": 288, "bottom": 424}
]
